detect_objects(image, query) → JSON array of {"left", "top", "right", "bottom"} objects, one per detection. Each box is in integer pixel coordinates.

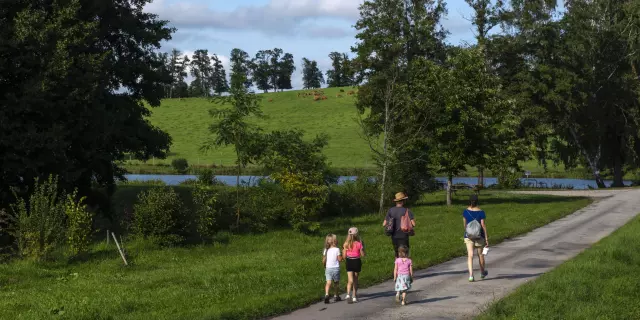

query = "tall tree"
[
  {"left": 277, "top": 53, "right": 296, "bottom": 91},
  {"left": 0, "top": 0, "right": 173, "bottom": 207},
  {"left": 353, "top": 0, "right": 448, "bottom": 211},
  {"left": 326, "top": 52, "right": 344, "bottom": 87},
  {"left": 251, "top": 50, "right": 273, "bottom": 93},
  {"left": 210, "top": 54, "right": 229, "bottom": 95},
  {"left": 230, "top": 48, "right": 252, "bottom": 90},
  {"left": 302, "top": 58, "right": 324, "bottom": 89},
  {"left": 268, "top": 48, "right": 283, "bottom": 91},
  {"left": 201, "top": 73, "right": 265, "bottom": 227},
  {"left": 167, "top": 49, "right": 188, "bottom": 98},
  {"left": 190, "top": 49, "right": 213, "bottom": 97}
]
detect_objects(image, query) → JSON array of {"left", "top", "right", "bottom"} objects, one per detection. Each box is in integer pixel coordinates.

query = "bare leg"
[
  {"left": 402, "top": 291, "right": 407, "bottom": 304},
  {"left": 466, "top": 241, "right": 475, "bottom": 278},
  {"left": 325, "top": 280, "right": 331, "bottom": 295},
  {"left": 346, "top": 272, "right": 354, "bottom": 297},
  {"left": 477, "top": 247, "right": 486, "bottom": 273},
  {"left": 353, "top": 272, "right": 359, "bottom": 298}
]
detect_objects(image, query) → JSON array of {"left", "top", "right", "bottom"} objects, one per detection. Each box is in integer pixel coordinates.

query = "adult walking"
[
  {"left": 382, "top": 192, "right": 416, "bottom": 257},
  {"left": 463, "top": 194, "right": 488, "bottom": 281}
]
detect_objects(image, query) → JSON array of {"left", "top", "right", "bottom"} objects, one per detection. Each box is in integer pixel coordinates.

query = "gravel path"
[{"left": 271, "top": 189, "right": 640, "bottom": 320}]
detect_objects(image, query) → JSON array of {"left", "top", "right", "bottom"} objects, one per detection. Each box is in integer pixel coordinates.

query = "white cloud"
[{"left": 146, "top": 0, "right": 363, "bottom": 36}]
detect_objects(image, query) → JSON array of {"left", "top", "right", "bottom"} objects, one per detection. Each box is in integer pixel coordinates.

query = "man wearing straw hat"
[{"left": 382, "top": 192, "right": 416, "bottom": 258}]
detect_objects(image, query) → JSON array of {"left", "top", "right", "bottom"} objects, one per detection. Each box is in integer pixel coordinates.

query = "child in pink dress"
[{"left": 394, "top": 245, "right": 413, "bottom": 305}]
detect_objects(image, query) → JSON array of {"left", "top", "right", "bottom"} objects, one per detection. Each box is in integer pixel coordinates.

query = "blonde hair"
[
  {"left": 324, "top": 234, "right": 337, "bottom": 250},
  {"left": 343, "top": 233, "right": 361, "bottom": 250},
  {"left": 398, "top": 245, "right": 408, "bottom": 258}
]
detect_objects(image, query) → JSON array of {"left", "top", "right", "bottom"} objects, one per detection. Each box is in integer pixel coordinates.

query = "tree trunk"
[
  {"left": 570, "top": 128, "right": 605, "bottom": 188},
  {"left": 477, "top": 166, "right": 484, "bottom": 187},
  {"left": 378, "top": 161, "right": 387, "bottom": 215},
  {"left": 612, "top": 154, "right": 624, "bottom": 188},
  {"left": 446, "top": 175, "right": 453, "bottom": 206},
  {"left": 378, "top": 81, "right": 392, "bottom": 215}
]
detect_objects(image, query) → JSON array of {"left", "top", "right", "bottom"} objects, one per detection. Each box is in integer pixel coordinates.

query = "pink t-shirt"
[
  {"left": 395, "top": 258, "right": 412, "bottom": 275},
  {"left": 345, "top": 241, "right": 363, "bottom": 258}
]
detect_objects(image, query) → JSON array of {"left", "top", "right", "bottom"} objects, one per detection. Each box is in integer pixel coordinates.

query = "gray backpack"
[{"left": 465, "top": 210, "right": 482, "bottom": 240}]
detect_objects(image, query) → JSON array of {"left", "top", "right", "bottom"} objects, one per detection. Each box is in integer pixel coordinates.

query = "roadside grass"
[
  {"left": 0, "top": 192, "right": 590, "bottom": 319},
  {"left": 477, "top": 214, "right": 640, "bottom": 320}
]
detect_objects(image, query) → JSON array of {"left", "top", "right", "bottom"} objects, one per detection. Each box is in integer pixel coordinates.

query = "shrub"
[
  {"left": 9, "top": 175, "right": 66, "bottom": 260},
  {"left": 326, "top": 178, "right": 379, "bottom": 216},
  {"left": 495, "top": 168, "right": 522, "bottom": 189},
  {"left": 271, "top": 170, "right": 328, "bottom": 233},
  {"left": 171, "top": 158, "right": 189, "bottom": 174},
  {"left": 132, "top": 187, "right": 185, "bottom": 245},
  {"left": 192, "top": 185, "right": 218, "bottom": 241},
  {"left": 65, "top": 190, "right": 94, "bottom": 258},
  {"left": 240, "top": 180, "right": 292, "bottom": 232},
  {"left": 197, "top": 169, "right": 224, "bottom": 186}
]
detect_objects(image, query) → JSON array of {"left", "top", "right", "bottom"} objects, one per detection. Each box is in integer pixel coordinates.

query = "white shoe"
[
  {"left": 395, "top": 293, "right": 400, "bottom": 303},
  {"left": 346, "top": 295, "right": 352, "bottom": 304},
  {"left": 352, "top": 297, "right": 358, "bottom": 303}
]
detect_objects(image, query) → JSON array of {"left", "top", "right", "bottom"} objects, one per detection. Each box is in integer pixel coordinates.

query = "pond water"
[{"left": 123, "top": 174, "right": 632, "bottom": 190}]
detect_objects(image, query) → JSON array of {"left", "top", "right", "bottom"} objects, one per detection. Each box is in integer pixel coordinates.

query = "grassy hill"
[
  {"left": 125, "top": 86, "right": 575, "bottom": 177},
  {"left": 127, "top": 87, "right": 373, "bottom": 169}
]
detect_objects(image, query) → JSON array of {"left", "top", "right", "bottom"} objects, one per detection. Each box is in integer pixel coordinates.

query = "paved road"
[{"left": 272, "top": 189, "right": 639, "bottom": 320}]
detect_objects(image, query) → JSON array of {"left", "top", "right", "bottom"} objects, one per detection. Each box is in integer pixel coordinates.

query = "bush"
[
  {"left": 326, "top": 177, "right": 379, "bottom": 216},
  {"left": 271, "top": 170, "right": 328, "bottom": 233},
  {"left": 239, "top": 180, "right": 292, "bottom": 232},
  {"left": 495, "top": 168, "right": 522, "bottom": 189},
  {"left": 65, "top": 190, "right": 94, "bottom": 258},
  {"left": 197, "top": 169, "right": 225, "bottom": 186},
  {"left": 171, "top": 158, "right": 189, "bottom": 174},
  {"left": 9, "top": 175, "right": 66, "bottom": 260},
  {"left": 192, "top": 185, "right": 218, "bottom": 241},
  {"left": 132, "top": 187, "right": 186, "bottom": 245}
]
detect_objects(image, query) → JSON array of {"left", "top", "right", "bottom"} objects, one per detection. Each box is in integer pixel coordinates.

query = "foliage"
[
  {"left": 190, "top": 49, "right": 213, "bottom": 97},
  {"left": 326, "top": 52, "right": 356, "bottom": 87},
  {"left": 197, "top": 169, "right": 224, "bottom": 186},
  {"left": 325, "top": 178, "right": 380, "bottom": 216},
  {"left": 191, "top": 185, "right": 218, "bottom": 241},
  {"left": 0, "top": 0, "right": 173, "bottom": 208},
  {"left": 211, "top": 54, "right": 229, "bottom": 95},
  {"left": 301, "top": 58, "right": 325, "bottom": 89},
  {"left": 8, "top": 176, "right": 66, "bottom": 260},
  {"left": 171, "top": 158, "right": 189, "bottom": 174},
  {"left": 131, "top": 187, "right": 185, "bottom": 245},
  {"left": 229, "top": 48, "right": 253, "bottom": 90},
  {"left": 64, "top": 190, "right": 93, "bottom": 258}
]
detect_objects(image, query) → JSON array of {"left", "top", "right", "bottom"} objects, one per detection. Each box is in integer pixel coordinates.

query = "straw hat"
[{"left": 393, "top": 192, "right": 408, "bottom": 202}]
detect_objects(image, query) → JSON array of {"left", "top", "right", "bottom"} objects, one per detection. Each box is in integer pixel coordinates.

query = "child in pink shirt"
[
  {"left": 394, "top": 245, "right": 413, "bottom": 305},
  {"left": 343, "top": 227, "right": 365, "bottom": 304}
]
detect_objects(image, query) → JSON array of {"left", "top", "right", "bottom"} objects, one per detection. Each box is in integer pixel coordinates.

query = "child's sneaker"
[
  {"left": 481, "top": 270, "right": 488, "bottom": 279},
  {"left": 395, "top": 292, "right": 400, "bottom": 303},
  {"left": 334, "top": 295, "right": 341, "bottom": 302},
  {"left": 468, "top": 276, "right": 475, "bottom": 282},
  {"left": 352, "top": 297, "right": 358, "bottom": 303},
  {"left": 324, "top": 295, "right": 330, "bottom": 304},
  {"left": 346, "top": 295, "right": 352, "bottom": 304},
  {"left": 401, "top": 299, "right": 406, "bottom": 306}
]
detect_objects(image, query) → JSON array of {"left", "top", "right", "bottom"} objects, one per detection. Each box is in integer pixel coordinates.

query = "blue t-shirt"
[{"left": 463, "top": 210, "right": 486, "bottom": 238}]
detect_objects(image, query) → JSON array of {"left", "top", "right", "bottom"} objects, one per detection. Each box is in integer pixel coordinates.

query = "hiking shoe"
[
  {"left": 324, "top": 295, "right": 330, "bottom": 304},
  {"left": 481, "top": 270, "right": 488, "bottom": 279},
  {"left": 346, "top": 295, "right": 353, "bottom": 304},
  {"left": 469, "top": 276, "right": 475, "bottom": 282},
  {"left": 334, "top": 296, "right": 342, "bottom": 302}
]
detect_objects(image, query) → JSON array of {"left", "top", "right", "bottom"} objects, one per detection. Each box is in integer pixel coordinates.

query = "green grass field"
[
  {"left": 478, "top": 214, "right": 640, "bottom": 320},
  {"left": 124, "top": 87, "right": 575, "bottom": 177},
  {"left": 0, "top": 192, "right": 590, "bottom": 319}
]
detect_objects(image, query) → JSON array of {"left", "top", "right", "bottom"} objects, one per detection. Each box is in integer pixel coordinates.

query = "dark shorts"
[
  {"left": 346, "top": 258, "right": 362, "bottom": 272},
  {"left": 392, "top": 238, "right": 410, "bottom": 258}
]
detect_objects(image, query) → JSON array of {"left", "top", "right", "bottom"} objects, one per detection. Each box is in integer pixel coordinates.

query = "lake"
[{"left": 123, "top": 174, "right": 632, "bottom": 190}]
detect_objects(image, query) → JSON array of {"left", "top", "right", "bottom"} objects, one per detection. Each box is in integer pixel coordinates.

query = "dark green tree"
[
  {"left": 302, "top": 58, "right": 325, "bottom": 89},
  {"left": 230, "top": 48, "right": 253, "bottom": 90},
  {"left": 210, "top": 54, "right": 229, "bottom": 95},
  {"left": 277, "top": 53, "right": 296, "bottom": 91},
  {"left": 168, "top": 49, "right": 189, "bottom": 98},
  {"left": 251, "top": 50, "right": 273, "bottom": 93},
  {"left": 190, "top": 49, "right": 213, "bottom": 97},
  {"left": 326, "top": 52, "right": 344, "bottom": 87},
  {"left": 0, "top": 0, "right": 173, "bottom": 207},
  {"left": 268, "top": 48, "right": 283, "bottom": 91}
]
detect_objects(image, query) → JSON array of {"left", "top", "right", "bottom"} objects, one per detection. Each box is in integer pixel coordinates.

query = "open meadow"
[{"left": 0, "top": 191, "right": 590, "bottom": 320}]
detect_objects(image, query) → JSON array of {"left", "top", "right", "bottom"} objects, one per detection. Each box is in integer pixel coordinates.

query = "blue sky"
[{"left": 146, "top": 0, "right": 487, "bottom": 89}]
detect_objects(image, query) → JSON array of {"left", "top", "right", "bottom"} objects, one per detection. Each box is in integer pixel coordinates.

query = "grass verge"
[
  {"left": 0, "top": 192, "right": 590, "bottom": 319},
  {"left": 477, "top": 214, "right": 640, "bottom": 320}
]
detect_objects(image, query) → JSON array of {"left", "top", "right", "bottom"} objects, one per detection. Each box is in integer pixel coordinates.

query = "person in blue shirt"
[{"left": 463, "top": 194, "right": 488, "bottom": 282}]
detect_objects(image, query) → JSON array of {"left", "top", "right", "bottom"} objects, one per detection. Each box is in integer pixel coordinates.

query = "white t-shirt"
[{"left": 323, "top": 247, "right": 341, "bottom": 269}]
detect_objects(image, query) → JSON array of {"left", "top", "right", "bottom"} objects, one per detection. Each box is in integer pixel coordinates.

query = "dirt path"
[{"left": 272, "top": 189, "right": 639, "bottom": 320}]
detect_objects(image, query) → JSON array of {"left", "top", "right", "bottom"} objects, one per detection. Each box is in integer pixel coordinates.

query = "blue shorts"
[{"left": 325, "top": 267, "right": 340, "bottom": 281}]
